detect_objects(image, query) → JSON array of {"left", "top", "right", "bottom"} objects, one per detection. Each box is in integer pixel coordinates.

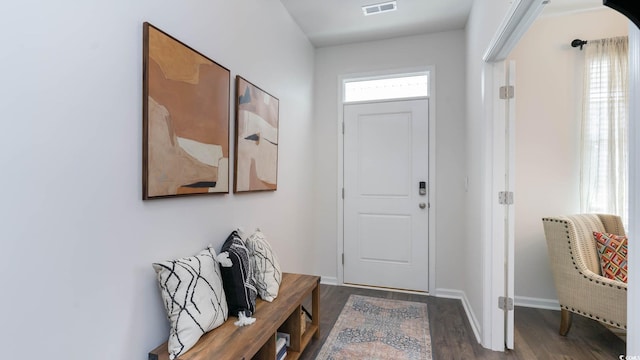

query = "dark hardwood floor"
[{"left": 299, "top": 284, "right": 626, "bottom": 359}]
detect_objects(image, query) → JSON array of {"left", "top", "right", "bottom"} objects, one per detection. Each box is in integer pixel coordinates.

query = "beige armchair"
[{"left": 542, "top": 214, "right": 627, "bottom": 335}]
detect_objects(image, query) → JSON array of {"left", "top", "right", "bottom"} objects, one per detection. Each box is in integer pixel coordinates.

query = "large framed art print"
[
  {"left": 234, "top": 76, "right": 279, "bottom": 193},
  {"left": 143, "top": 22, "right": 230, "bottom": 199}
]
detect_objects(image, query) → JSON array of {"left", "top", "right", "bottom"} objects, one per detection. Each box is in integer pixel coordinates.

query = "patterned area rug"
[{"left": 316, "top": 295, "right": 432, "bottom": 360}]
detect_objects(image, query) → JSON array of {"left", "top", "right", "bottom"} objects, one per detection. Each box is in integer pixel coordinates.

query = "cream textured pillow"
[
  {"left": 245, "top": 228, "right": 282, "bottom": 302},
  {"left": 153, "top": 246, "right": 228, "bottom": 360}
]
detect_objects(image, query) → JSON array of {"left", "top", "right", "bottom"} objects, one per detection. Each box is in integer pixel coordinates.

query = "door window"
[{"left": 344, "top": 74, "right": 429, "bottom": 103}]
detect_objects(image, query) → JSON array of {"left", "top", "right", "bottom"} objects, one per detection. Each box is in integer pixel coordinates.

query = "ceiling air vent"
[{"left": 362, "top": 1, "right": 397, "bottom": 16}]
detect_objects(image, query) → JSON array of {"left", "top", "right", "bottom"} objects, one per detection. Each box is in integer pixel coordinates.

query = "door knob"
[{"left": 419, "top": 202, "right": 426, "bottom": 209}]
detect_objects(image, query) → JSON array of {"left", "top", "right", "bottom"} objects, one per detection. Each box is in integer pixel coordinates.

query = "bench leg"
[
  {"left": 559, "top": 309, "right": 573, "bottom": 336},
  {"left": 312, "top": 282, "right": 320, "bottom": 339}
]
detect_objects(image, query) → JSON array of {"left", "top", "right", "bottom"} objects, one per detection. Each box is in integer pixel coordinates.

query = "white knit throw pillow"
[{"left": 245, "top": 229, "right": 282, "bottom": 302}]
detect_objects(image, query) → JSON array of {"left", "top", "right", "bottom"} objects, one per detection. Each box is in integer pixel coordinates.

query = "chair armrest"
[
  {"left": 559, "top": 267, "right": 627, "bottom": 328},
  {"left": 543, "top": 217, "right": 627, "bottom": 329}
]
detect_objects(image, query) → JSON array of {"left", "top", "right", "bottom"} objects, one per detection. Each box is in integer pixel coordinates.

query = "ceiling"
[{"left": 279, "top": 0, "right": 606, "bottom": 48}]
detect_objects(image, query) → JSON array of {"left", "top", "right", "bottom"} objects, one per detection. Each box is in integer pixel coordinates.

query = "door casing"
[
  {"left": 336, "top": 66, "right": 437, "bottom": 295},
  {"left": 483, "top": 0, "right": 548, "bottom": 351}
]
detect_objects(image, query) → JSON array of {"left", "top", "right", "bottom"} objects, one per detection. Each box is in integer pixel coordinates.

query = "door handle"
[{"left": 419, "top": 202, "right": 426, "bottom": 209}]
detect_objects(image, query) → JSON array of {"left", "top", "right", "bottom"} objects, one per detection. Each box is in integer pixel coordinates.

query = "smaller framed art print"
[
  {"left": 142, "top": 22, "right": 230, "bottom": 199},
  {"left": 234, "top": 76, "right": 279, "bottom": 192}
]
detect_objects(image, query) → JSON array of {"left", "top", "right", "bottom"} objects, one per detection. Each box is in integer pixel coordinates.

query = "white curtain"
[{"left": 580, "top": 36, "right": 629, "bottom": 226}]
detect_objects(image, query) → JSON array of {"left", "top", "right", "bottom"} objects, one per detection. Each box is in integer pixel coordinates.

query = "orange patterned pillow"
[{"left": 593, "top": 232, "right": 628, "bottom": 283}]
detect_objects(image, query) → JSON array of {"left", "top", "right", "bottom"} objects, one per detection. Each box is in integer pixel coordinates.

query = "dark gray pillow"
[{"left": 220, "top": 230, "right": 257, "bottom": 317}]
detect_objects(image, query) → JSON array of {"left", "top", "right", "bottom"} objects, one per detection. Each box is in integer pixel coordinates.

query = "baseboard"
[
  {"left": 514, "top": 295, "right": 560, "bottom": 310},
  {"left": 435, "top": 288, "right": 482, "bottom": 344},
  {"left": 431, "top": 291, "right": 559, "bottom": 345},
  {"left": 320, "top": 276, "right": 338, "bottom": 285}
]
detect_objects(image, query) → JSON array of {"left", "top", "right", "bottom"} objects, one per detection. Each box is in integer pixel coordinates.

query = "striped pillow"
[{"left": 219, "top": 230, "right": 258, "bottom": 317}]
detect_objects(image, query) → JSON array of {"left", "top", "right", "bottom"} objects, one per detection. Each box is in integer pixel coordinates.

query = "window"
[
  {"left": 344, "top": 73, "right": 429, "bottom": 103},
  {"left": 580, "top": 36, "right": 629, "bottom": 226}
]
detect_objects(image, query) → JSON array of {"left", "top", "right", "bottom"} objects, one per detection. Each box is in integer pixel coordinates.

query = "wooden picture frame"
[
  {"left": 234, "top": 76, "right": 279, "bottom": 192},
  {"left": 142, "top": 22, "right": 230, "bottom": 199}
]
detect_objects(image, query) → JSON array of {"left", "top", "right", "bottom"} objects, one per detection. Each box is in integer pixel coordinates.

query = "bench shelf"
[{"left": 149, "top": 273, "right": 320, "bottom": 360}]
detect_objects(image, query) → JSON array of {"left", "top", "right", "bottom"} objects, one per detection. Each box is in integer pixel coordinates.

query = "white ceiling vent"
[{"left": 362, "top": 1, "right": 397, "bottom": 16}]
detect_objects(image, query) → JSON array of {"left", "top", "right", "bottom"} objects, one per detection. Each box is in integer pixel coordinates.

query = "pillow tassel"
[
  {"left": 234, "top": 311, "right": 256, "bottom": 327},
  {"left": 217, "top": 252, "right": 233, "bottom": 267}
]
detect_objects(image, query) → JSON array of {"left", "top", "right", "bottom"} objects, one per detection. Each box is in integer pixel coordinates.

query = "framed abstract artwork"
[
  {"left": 234, "top": 76, "right": 279, "bottom": 192},
  {"left": 142, "top": 22, "right": 230, "bottom": 199}
]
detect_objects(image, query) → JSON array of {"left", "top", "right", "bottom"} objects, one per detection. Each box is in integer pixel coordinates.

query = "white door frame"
[
  {"left": 482, "top": 0, "right": 548, "bottom": 351},
  {"left": 627, "top": 23, "right": 639, "bottom": 356},
  {"left": 505, "top": 61, "right": 516, "bottom": 350},
  {"left": 336, "top": 66, "right": 437, "bottom": 295}
]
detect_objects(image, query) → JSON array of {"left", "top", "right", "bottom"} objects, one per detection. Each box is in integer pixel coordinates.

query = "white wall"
[
  {"left": 312, "top": 31, "right": 467, "bottom": 291},
  {"left": 0, "top": 1, "right": 314, "bottom": 359},
  {"left": 509, "top": 9, "right": 628, "bottom": 306}
]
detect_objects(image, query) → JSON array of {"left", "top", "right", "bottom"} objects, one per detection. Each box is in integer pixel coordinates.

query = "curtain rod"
[
  {"left": 571, "top": 36, "right": 628, "bottom": 50},
  {"left": 571, "top": 38, "right": 588, "bottom": 50}
]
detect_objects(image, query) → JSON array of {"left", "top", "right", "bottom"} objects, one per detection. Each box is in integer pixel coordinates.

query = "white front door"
[{"left": 343, "top": 99, "right": 429, "bottom": 292}]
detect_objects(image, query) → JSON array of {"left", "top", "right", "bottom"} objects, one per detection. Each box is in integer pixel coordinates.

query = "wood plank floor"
[{"left": 298, "top": 284, "right": 626, "bottom": 359}]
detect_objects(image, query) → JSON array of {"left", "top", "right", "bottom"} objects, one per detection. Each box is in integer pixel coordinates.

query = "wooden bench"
[{"left": 149, "top": 273, "right": 320, "bottom": 360}]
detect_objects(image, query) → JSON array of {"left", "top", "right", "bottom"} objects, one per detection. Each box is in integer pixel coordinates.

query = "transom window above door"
[{"left": 344, "top": 73, "right": 429, "bottom": 103}]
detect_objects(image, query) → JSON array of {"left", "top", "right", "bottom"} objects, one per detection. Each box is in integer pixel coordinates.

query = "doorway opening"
[{"left": 483, "top": 0, "right": 631, "bottom": 352}]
